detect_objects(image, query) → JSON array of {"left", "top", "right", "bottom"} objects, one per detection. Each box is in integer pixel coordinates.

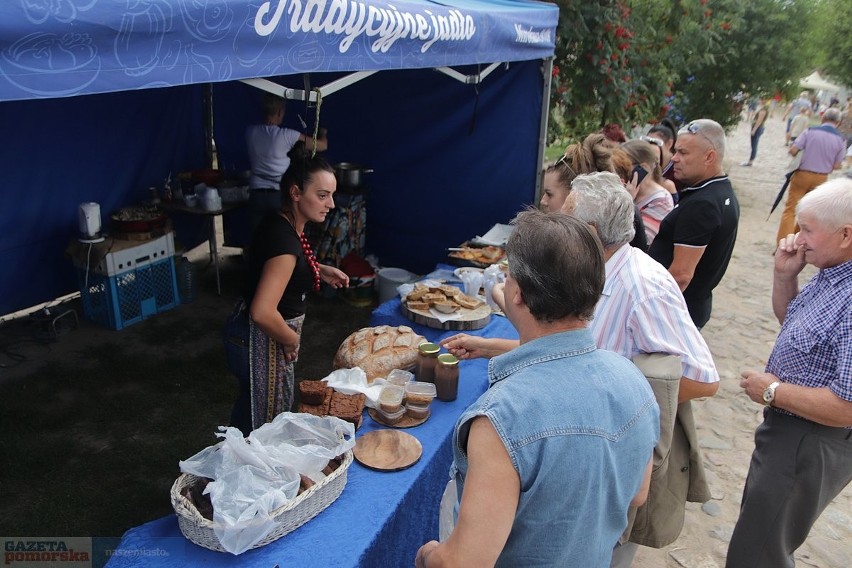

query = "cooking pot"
[{"left": 334, "top": 162, "right": 373, "bottom": 187}]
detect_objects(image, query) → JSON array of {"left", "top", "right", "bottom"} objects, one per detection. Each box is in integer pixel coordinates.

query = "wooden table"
[{"left": 162, "top": 200, "right": 246, "bottom": 294}]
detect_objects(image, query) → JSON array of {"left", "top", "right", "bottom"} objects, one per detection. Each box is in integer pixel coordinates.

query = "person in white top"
[
  {"left": 246, "top": 93, "right": 328, "bottom": 239},
  {"left": 443, "top": 173, "right": 717, "bottom": 392},
  {"left": 443, "top": 172, "right": 719, "bottom": 568}
]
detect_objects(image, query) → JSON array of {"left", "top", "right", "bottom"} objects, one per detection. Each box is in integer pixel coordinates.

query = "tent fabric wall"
[
  {"left": 0, "top": 86, "right": 207, "bottom": 316},
  {"left": 213, "top": 61, "right": 544, "bottom": 274},
  {"left": 0, "top": 0, "right": 557, "bottom": 315}
]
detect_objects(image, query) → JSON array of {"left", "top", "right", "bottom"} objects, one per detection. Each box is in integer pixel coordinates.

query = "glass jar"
[
  {"left": 415, "top": 342, "right": 440, "bottom": 383},
  {"left": 435, "top": 353, "right": 460, "bottom": 401}
]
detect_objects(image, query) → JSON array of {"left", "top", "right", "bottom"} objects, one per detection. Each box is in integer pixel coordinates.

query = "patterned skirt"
[{"left": 249, "top": 314, "right": 305, "bottom": 430}]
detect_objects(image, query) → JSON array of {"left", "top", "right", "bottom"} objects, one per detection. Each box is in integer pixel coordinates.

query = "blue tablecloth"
[{"left": 107, "top": 283, "right": 517, "bottom": 567}]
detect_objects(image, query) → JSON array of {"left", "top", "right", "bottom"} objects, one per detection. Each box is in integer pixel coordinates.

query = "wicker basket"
[{"left": 171, "top": 449, "right": 353, "bottom": 552}]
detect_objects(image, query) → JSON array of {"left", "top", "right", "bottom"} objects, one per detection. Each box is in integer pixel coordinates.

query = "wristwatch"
[{"left": 762, "top": 381, "right": 781, "bottom": 406}]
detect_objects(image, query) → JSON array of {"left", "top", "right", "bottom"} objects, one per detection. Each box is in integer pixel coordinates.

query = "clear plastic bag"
[
  {"left": 482, "top": 264, "right": 506, "bottom": 310},
  {"left": 178, "top": 413, "right": 355, "bottom": 554}
]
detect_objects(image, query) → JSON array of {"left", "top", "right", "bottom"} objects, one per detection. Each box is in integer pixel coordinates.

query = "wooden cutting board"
[
  {"left": 400, "top": 302, "right": 491, "bottom": 330},
  {"left": 353, "top": 430, "right": 422, "bottom": 471}
]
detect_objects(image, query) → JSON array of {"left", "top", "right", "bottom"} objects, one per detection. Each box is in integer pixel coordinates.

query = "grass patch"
[{"left": 0, "top": 345, "right": 235, "bottom": 536}]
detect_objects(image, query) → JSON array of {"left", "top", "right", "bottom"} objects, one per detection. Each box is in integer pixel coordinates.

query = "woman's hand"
[
  {"left": 490, "top": 282, "right": 506, "bottom": 311},
  {"left": 319, "top": 264, "right": 349, "bottom": 288},
  {"left": 283, "top": 341, "right": 300, "bottom": 363}
]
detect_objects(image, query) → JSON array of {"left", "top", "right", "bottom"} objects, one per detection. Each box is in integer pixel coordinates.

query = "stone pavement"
[{"left": 633, "top": 115, "right": 851, "bottom": 567}]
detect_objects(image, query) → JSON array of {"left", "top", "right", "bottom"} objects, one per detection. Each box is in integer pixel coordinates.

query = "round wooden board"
[
  {"left": 353, "top": 430, "right": 423, "bottom": 472},
  {"left": 368, "top": 407, "right": 429, "bottom": 429},
  {"left": 400, "top": 302, "right": 491, "bottom": 330}
]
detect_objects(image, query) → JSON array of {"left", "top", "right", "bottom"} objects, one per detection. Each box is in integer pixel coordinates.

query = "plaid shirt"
[{"left": 766, "top": 260, "right": 852, "bottom": 412}]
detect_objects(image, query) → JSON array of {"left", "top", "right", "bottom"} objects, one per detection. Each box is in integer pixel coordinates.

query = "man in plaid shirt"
[{"left": 727, "top": 177, "right": 852, "bottom": 568}]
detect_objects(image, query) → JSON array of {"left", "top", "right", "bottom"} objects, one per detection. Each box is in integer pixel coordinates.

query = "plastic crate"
[
  {"left": 77, "top": 257, "right": 180, "bottom": 330},
  {"left": 93, "top": 233, "right": 175, "bottom": 276}
]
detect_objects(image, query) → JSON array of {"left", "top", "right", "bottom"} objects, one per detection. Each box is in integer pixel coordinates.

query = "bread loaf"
[{"left": 333, "top": 325, "right": 425, "bottom": 381}]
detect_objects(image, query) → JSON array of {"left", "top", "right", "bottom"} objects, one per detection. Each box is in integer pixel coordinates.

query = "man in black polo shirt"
[{"left": 648, "top": 119, "right": 740, "bottom": 329}]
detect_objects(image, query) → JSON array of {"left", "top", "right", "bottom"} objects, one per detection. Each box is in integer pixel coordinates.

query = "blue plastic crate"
[{"left": 77, "top": 257, "right": 180, "bottom": 330}]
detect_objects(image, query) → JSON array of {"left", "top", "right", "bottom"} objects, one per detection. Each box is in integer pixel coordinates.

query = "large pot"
[{"left": 334, "top": 162, "right": 373, "bottom": 187}]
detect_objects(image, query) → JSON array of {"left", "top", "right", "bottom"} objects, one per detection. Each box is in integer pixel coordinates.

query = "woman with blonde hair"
[{"left": 621, "top": 140, "right": 674, "bottom": 243}]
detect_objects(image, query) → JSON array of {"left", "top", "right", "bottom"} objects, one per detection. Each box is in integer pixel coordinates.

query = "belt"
[
  {"left": 251, "top": 188, "right": 279, "bottom": 193},
  {"left": 795, "top": 170, "right": 830, "bottom": 176},
  {"left": 766, "top": 407, "right": 852, "bottom": 439}
]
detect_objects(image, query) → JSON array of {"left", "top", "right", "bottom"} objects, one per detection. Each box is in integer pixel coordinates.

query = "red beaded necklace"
[
  {"left": 299, "top": 231, "right": 321, "bottom": 292},
  {"left": 283, "top": 212, "right": 321, "bottom": 292}
]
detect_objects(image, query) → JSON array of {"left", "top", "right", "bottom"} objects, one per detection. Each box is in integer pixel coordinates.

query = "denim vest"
[{"left": 451, "top": 328, "right": 659, "bottom": 567}]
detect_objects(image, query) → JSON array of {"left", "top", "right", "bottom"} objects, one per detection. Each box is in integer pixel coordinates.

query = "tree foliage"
[
  {"left": 810, "top": 0, "right": 852, "bottom": 85},
  {"left": 549, "top": 0, "right": 822, "bottom": 141}
]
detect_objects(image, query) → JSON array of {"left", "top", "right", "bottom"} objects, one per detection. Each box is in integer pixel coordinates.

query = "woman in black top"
[{"left": 227, "top": 154, "right": 348, "bottom": 435}]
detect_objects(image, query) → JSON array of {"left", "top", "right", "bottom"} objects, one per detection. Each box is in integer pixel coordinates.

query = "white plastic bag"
[{"left": 178, "top": 413, "right": 355, "bottom": 554}]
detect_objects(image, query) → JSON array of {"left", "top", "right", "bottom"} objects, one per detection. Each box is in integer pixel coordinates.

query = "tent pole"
[
  {"left": 204, "top": 83, "right": 215, "bottom": 168},
  {"left": 534, "top": 57, "right": 554, "bottom": 204},
  {"left": 240, "top": 71, "right": 377, "bottom": 101}
]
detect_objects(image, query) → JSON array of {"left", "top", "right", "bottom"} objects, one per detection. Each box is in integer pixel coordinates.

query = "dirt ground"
[
  {"left": 631, "top": 115, "right": 851, "bottom": 567},
  {"left": 1, "top": 113, "right": 849, "bottom": 565}
]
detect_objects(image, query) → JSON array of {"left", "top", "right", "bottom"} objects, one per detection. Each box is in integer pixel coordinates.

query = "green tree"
[
  {"left": 810, "top": 0, "right": 852, "bottom": 86},
  {"left": 668, "top": 0, "right": 814, "bottom": 129},
  {"left": 548, "top": 0, "right": 818, "bottom": 140}
]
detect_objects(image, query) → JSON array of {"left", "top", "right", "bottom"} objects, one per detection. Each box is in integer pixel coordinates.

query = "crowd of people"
[
  {"left": 417, "top": 110, "right": 852, "bottom": 567},
  {"left": 223, "top": 90, "right": 851, "bottom": 567}
]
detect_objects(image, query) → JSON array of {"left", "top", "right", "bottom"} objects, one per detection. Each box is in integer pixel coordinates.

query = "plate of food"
[
  {"left": 400, "top": 283, "right": 491, "bottom": 330},
  {"left": 447, "top": 243, "right": 505, "bottom": 268}
]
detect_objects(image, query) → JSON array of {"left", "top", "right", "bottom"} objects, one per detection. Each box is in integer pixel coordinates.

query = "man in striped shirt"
[
  {"left": 728, "top": 178, "right": 852, "bottom": 568},
  {"left": 441, "top": 172, "right": 719, "bottom": 565}
]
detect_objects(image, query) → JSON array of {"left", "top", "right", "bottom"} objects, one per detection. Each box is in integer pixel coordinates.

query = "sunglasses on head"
[
  {"left": 554, "top": 154, "right": 578, "bottom": 178},
  {"left": 678, "top": 121, "right": 716, "bottom": 150},
  {"left": 639, "top": 135, "right": 664, "bottom": 148}
]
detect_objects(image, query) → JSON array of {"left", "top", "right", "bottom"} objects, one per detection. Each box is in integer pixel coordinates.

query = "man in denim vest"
[{"left": 415, "top": 210, "right": 659, "bottom": 567}]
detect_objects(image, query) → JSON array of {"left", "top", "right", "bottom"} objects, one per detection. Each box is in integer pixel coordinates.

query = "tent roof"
[
  {"left": 799, "top": 71, "right": 843, "bottom": 93},
  {"left": 0, "top": 0, "right": 558, "bottom": 102}
]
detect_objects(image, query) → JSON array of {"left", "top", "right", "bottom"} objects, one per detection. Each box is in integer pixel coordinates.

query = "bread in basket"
[{"left": 171, "top": 449, "right": 353, "bottom": 552}]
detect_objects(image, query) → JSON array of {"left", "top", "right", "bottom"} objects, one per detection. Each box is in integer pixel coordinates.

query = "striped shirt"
[
  {"left": 636, "top": 188, "right": 674, "bottom": 244},
  {"left": 592, "top": 244, "right": 718, "bottom": 384},
  {"left": 766, "top": 259, "right": 852, "bottom": 409}
]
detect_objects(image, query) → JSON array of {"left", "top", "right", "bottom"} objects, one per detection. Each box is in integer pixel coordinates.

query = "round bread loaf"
[{"left": 334, "top": 325, "right": 426, "bottom": 382}]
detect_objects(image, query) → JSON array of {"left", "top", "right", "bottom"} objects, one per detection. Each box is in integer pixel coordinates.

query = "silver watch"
[{"left": 762, "top": 381, "right": 781, "bottom": 406}]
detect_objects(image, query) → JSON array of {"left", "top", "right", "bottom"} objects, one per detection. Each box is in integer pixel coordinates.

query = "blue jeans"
[{"left": 749, "top": 126, "right": 764, "bottom": 161}]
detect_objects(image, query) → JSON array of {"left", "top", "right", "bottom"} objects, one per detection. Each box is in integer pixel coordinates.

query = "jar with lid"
[
  {"left": 435, "top": 353, "right": 460, "bottom": 401},
  {"left": 415, "top": 342, "right": 440, "bottom": 383}
]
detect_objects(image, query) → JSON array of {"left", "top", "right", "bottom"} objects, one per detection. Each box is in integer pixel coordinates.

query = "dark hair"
[
  {"left": 505, "top": 209, "right": 604, "bottom": 322},
  {"left": 279, "top": 154, "right": 335, "bottom": 212},
  {"left": 261, "top": 93, "right": 285, "bottom": 119},
  {"left": 648, "top": 117, "right": 677, "bottom": 148}
]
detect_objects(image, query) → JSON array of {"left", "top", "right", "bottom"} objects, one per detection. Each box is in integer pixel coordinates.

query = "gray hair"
[
  {"left": 682, "top": 118, "right": 726, "bottom": 161},
  {"left": 823, "top": 107, "right": 842, "bottom": 123},
  {"left": 797, "top": 177, "right": 852, "bottom": 231},
  {"left": 569, "top": 172, "right": 636, "bottom": 248},
  {"left": 505, "top": 209, "right": 604, "bottom": 322}
]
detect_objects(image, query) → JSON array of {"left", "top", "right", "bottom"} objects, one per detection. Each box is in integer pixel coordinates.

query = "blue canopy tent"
[{"left": 0, "top": 0, "right": 558, "bottom": 317}]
